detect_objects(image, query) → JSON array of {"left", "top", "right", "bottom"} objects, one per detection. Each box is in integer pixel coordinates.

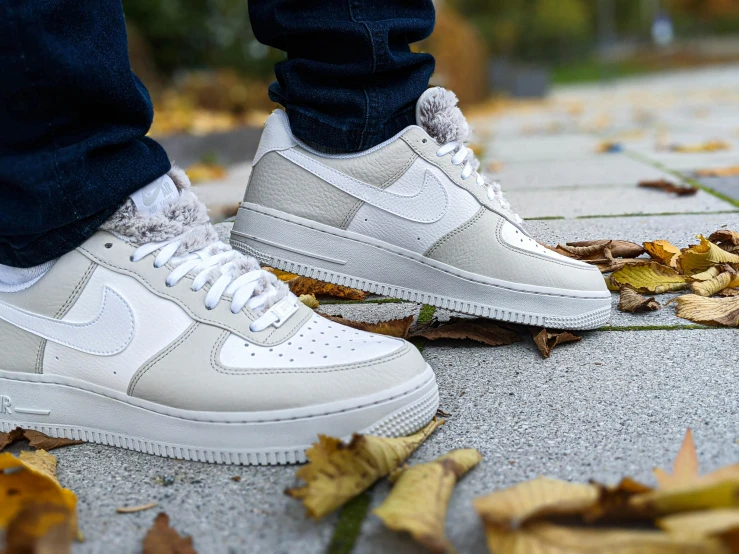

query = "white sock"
[{"left": 0, "top": 260, "right": 56, "bottom": 292}]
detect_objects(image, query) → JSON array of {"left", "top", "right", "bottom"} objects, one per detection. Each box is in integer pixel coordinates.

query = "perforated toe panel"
[{"left": 219, "top": 313, "right": 405, "bottom": 369}]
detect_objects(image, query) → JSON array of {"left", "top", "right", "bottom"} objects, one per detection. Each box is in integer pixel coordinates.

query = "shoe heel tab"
[{"left": 254, "top": 110, "right": 297, "bottom": 166}]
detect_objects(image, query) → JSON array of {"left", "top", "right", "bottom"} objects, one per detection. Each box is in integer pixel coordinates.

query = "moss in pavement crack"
[{"left": 327, "top": 491, "right": 372, "bottom": 554}]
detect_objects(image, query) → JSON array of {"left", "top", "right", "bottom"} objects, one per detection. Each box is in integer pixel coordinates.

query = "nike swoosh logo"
[
  {"left": 278, "top": 149, "right": 448, "bottom": 223},
  {"left": 0, "top": 287, "right": 134, "bottom": 356}
]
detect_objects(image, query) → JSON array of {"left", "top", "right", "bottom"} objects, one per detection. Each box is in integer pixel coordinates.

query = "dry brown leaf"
[
  {"left": 540, "top": 242, "right": 577, "bottom": 258},
  {"left": 481, "top": 520, "right": 725, "bottom": 554},
  {"left": 671, "top": 140, "right": 730, "bottom": 153},
  {"left": 286, "top": 276, "right": 367, "bottom": 301},
  {"left": 618, "top": 286, "right": 661, "bottom": 313},
  {"left": 474, "top": 476, "right": 599, "bottom": 529},
  {"left": 695, "top": 166, "right": 739, "bottom": 177},
  {"left": 142, "top": 513, "right": 197, "bottom": 554},
  {"left": 717, "top": 288, "right": 739, "bottom": 297},
  {"left": 317, "top": 313, "right": 414, "bottom": 338},
  {"left": 638, "top": 179, "right": 698, "bottom": 196},
  {"left": 644, "top": 240, "right": 682, "bottom": 268},
  {"left": 678, "top": 236, "right": 739, "bottom": 275},
  {"left": 286, "top": 419, "right": 445, "bottom": 519},
  {"left": 692, "top": 272, "right": 732, "bottom": 297},
  {"left": 531, "top": 328, "right": 581, "bottom": 358},
  {"left": 609, "top": 262, "right": 690, "bottom": 294},
  {"left": 2, "top": 503, "right": 75, "bottom": 554},
  {"left": 564, "top": 240, "right": 645, "bottom": 259},
  {"left": 298, "top": 294, "right": 319, "bottom": 309},
  {"left": 582, "top": 478, "right": 654, "bottom": 524},
  {"left": 0, "top": 428, "right": 83, "bottom": 453},
  {"left": 709, "top": 230, "right": 739, "bottom": 247},
  {"left": 408, "top": 317, "right": 521, "bottom": 346},
  {"left": 374, "top": 449, "right": 482, "bottom": 553},
  {"left": 0, "top": 452, "right": 78, "bottom": 542},
  {"left": 654, "top": 429, "right": 699, "bottom": 490},
  {"left": 117, "top": 502, "right": 159, "bottom": 514},
  {"left": 671, "top": 294, "right": 739, "bottom": 326}
]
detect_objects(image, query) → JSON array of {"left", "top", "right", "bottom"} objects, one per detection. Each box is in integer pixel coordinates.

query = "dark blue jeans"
[{"left": 0, "top": 0, "right": 435, "bottom": 268}]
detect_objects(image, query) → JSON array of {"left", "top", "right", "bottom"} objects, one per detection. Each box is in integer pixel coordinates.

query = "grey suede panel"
[
  {"left": 426, "top": 209, "right": 605, "bottom": 291},
  {"left": 245, "top": 151, "right": 361, "bottom": 229},
  {"left": 0, "top": 252, "right": 96, "bottom": 374},
  {"left": 129, "top": 323, "right": 425, "bottom": 412}
]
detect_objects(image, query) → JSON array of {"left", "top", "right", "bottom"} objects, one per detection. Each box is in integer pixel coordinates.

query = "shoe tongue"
[
  {"left": 129, "top": 174, "right": 180, "bottom": 217},
  {"left": 415, "top": 87, "right": 470, "bottom": 145}
]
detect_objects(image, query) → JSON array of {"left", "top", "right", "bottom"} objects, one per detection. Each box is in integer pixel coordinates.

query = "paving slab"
[
  {"left": 355, "top": 329, "right": 739, "bottom": 554},
  {"left": 486, "top": 134, "right": 599, "bottom": 162},
  {"left": 506, "top": 185, "right": 734, "bottom": 219},
  {"left": 494, "top": 155, "right": 681, "bottom": 190},
  {"left": 56, "top": 447, "right": 335, "bottom": 554},
  {"left": 695, "top": 176, "right": 739, "bottom": 203},
  {"left": 634, "top": 151, "right": 739, "bottom": 172}
]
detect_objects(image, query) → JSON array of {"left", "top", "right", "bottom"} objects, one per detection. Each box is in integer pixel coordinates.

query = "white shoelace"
[
  {"left": 131, "top": 236, "right": 296, "bottom": 332},
  {"left": 436, "top": 141, "right": 523, "bottom": 224}
]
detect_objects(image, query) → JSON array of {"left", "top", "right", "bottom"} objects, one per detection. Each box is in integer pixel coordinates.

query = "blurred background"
[
  {"left": 125, "top": 0, "right": 739, "bottom": 129},
  {"left": 123, "top": 0, "right": 739, "bottom": 218}
]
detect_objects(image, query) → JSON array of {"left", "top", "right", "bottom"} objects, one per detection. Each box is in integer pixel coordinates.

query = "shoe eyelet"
[
  {"left": 422, "top": 139, "right": 427, "bottom": 143},
  {"left": 104, "top": 243, "right": 113, "bottom": 249}
]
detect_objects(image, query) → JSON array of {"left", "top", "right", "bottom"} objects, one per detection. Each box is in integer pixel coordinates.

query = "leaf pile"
[
  {"left": 547, "top": 229, "right": 739, "bottom": 326},
  {"left": 474, "top": 429, "right": 739, "bottom": 554},
  {"left": 288, "top": 420, "right": 483, "bottom": 552}
]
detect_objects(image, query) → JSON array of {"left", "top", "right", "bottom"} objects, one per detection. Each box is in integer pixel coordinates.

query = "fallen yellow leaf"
[
  {"left": 287, "top": 419, "right": 445, "bottom": 519},
  {"left": 654, "top": 429, "right": 699, "bottom": 490},
  {"left": 609, "top": 262, "right": 689, "bottom": 294},
  {"left": 671, "top": 294, "right": 739, "bottom": 326},
  {"left": 3, "top": 503, "right": 76, "bottom": 554},
  {"left": 374, "top": 449, "right": 482, "bottom": 553},
  {"left": 692, "top": 272, "right": 733, "bottom": 297},
  {"left": 643, "top": 240, "right": 682, "bottom": 268},
  {"left": 185, "top": 162, "right": 228, "bottom": 184},
  {"left": 287, "top": 276, "right": 367, "bottom": 301},
  {"left": 696, "top": 166, "right": 739, "bottom": 177},
  {"left": 677, "top": 236, "right": 739, "bottom": 276},
  {"left": 671, "top": 140, "right": 730, "bottom": 153},
  {"left": 692, "top": 267, "right": 722, "bottom": 281},
  {"left": 482, "top": 521, "right": 725, "bottom": 554},
  {"left": 658, "top": 508, "right": 739, "bottom": 541},
  {"left": 0, "top": 451, "right": 77, "bottom": 541},
  {"left": 473, "top": 477, "right": 598, "bottom": 529},
  {"left": 298, "top": 294, "right": 319, "bottom": 309}
]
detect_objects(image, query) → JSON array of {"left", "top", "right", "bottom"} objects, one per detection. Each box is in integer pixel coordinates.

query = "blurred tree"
[
  {"left": 123, "top": 0, "right": 282, "bottom": 78},
  {"left": 668, "top": 0, "right": 739, "bottom": 18}
]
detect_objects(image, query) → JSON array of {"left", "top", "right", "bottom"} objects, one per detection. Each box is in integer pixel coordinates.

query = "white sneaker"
[
  {"left": 0, "top": 170, "right": 438, "bottom": 465},
  {"left": 232, "top": 87, "right": 611, "bottom": 330}
]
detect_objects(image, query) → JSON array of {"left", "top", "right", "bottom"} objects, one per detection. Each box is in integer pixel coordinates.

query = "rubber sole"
[
  {"left": 231, "top": 204, "right": 611, "bottom": 330},
  {"left": 0, "top": 366, "right": 438, "bottom": 466}
]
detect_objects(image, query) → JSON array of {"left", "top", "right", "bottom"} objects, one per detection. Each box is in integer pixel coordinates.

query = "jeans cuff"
[{"left": 285, "top": 105, "right": 418, "bottom": 152}]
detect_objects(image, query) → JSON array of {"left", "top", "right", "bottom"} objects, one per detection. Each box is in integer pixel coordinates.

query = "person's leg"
[
  {"left": 248, "top": 0, "right": 435, "bottom": 152},
  {"left": 0, "top": 0, "right": 170, "bottom": 268}
]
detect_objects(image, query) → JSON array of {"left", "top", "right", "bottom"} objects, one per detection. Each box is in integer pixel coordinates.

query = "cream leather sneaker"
[
  {"left": 231, "top": 87, "right": 611, "bottom": 330},
  {"left": 0, "top": 169, "right": 438, "bottom": 465}
]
